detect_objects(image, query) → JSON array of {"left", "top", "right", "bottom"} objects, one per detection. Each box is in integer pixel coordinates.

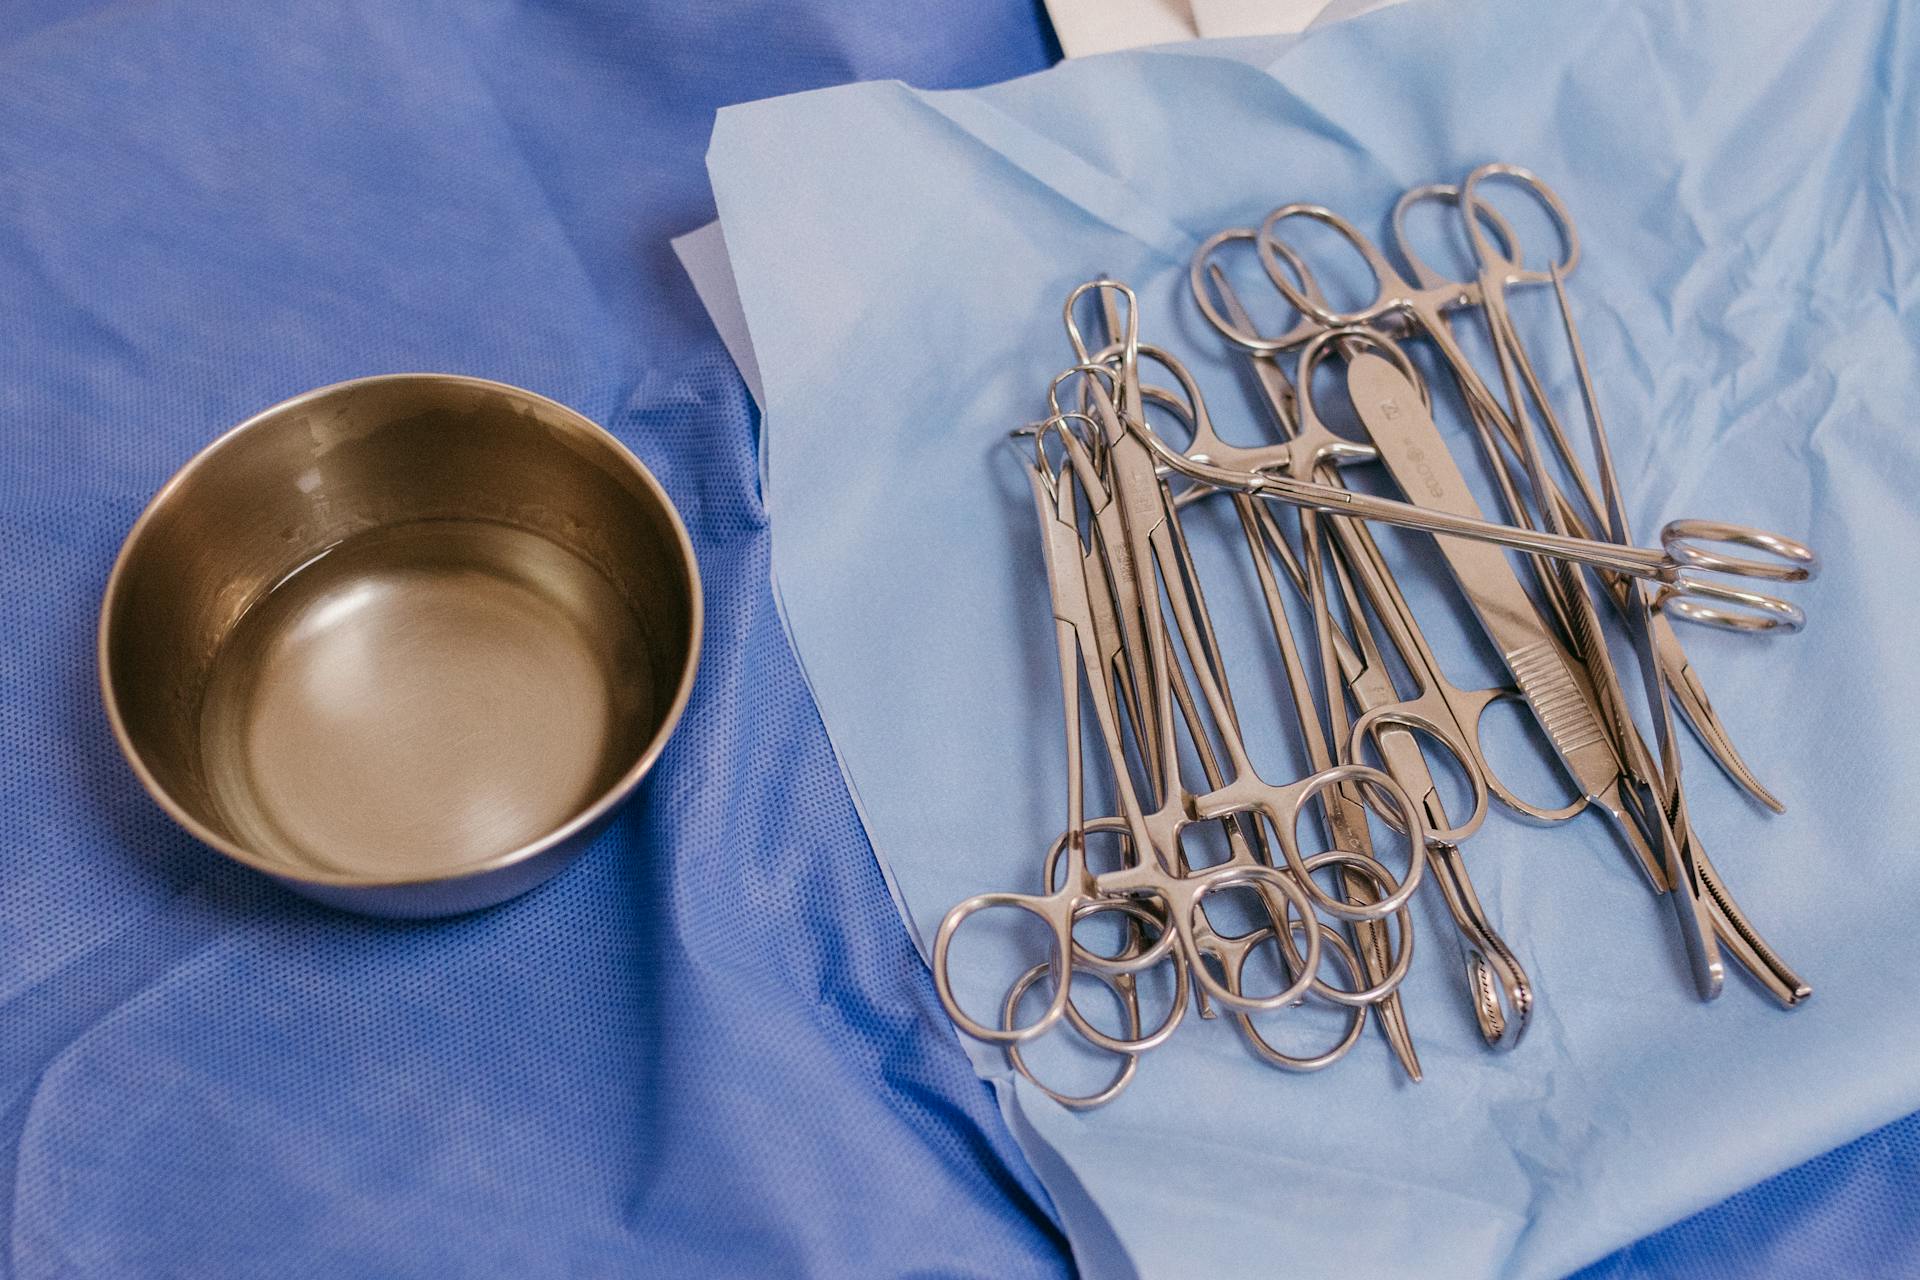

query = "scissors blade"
[
  {"left": 1539, "top": 262, "right": 1747, "bottom": 1001},
  {"left": 1460, "top": 285, "right": 1781, "bottom": 812},
  {"left": 1651, "top": 615, "right": 1785, "bottom": 812}
]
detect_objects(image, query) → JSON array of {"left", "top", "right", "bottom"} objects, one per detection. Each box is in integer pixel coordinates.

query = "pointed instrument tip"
[{"left": 1382, "top": 1020, "right": 1423, "bottom": 1083}]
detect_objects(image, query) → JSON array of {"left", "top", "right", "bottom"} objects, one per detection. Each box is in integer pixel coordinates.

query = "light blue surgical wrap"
[{"left": 708, "top": 0, "right": 1920, "bottom": 1275}]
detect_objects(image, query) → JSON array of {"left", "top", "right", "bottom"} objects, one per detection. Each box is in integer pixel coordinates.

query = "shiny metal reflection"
[{"left": 100, "top": 374, "right": 702, "bottom": 916}]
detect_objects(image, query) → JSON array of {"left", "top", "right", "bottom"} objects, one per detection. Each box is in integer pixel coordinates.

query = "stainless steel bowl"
[{"left": 100, "top": 374, "right": 702, "bottom": 916}]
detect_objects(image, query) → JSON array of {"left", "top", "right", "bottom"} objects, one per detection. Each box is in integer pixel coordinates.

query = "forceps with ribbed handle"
[
  {"left": 1386, "top": 181, "right": 1785, "bottom": 809},
  {"left": 1459, "top": 169, "right": 1810, "bottom": 1004}
]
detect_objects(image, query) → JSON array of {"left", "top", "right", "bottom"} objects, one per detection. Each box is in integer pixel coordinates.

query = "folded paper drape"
[{"left": 709, "top": 1, "right": 1920, "bottom": 1274}]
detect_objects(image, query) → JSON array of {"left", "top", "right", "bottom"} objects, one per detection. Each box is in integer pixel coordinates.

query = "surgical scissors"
[
  {"left": 1467, "top": 189, "right": 1809, "bottom": 1003},
  {"left": 1544, "top": 281, "right": 1807, "bottom": 1002},
  {"left": 1249, "top": 193, "right": 1817, "bottom": 632},
  {"left": 1389, "top": 179, "right": 1787, "bottom": 809}
]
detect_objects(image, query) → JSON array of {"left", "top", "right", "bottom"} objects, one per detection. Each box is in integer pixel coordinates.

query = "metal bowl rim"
[{"left": 97, "top": 371, "right": 704, "bottom": 889}]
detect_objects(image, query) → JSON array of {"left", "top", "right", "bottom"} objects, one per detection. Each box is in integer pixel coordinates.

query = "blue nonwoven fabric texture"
[
  {"left": 0, "top": 2, "right": 1916, "bottom": 1279},
  {"left": 0, "top": 2, "right": 1069, "bottom": 1276},
  {"left": 1576, "top": 1117, "right": 1920, "bottom": 1280}
]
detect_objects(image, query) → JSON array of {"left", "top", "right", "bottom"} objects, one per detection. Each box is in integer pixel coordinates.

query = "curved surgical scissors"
[
  {"left": 1248, "top": 181, "right": 1816, "bottom": 631},
  {"left": 1376, "top": 181, "right": 1791, "bottom": 807}
]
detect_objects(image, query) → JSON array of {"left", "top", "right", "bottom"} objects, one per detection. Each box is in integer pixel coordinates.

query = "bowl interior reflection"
[{"left": 102, "top": 375, "right": 699, "bottom": 890}]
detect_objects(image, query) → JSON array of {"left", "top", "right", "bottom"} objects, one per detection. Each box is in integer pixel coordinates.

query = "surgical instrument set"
[{"left": 932, "top": 163, "right": 1816, "bottom": 1106}]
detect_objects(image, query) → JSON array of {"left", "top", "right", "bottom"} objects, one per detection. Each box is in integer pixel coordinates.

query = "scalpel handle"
[{"left": 1346, "top": 356, "right": 1630, "bottom": 817}]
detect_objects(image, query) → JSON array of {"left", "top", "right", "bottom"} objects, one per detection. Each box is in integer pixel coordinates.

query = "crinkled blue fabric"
[
  {"left": 1, "top": 0, "right": 1915, "bottom": 1277},
  {"left": 0, "top": 2, "right": 1070, "bottom": 1276},
  {"left": 711, "top": 0, "right": 1920, "bottom": 1275}
]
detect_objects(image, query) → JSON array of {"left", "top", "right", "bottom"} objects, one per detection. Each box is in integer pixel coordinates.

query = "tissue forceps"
[
  {"left": 1190, "top": 241, "right": 1575, "bottom": 829},
  {"left": 1344, "top": 350, "right": 1675, "bottom": 891},
  {"left": 1194, "top": 268, "right": 1531, "bottom": 1046},
  {"left": 1104, "top": 284, "right": 1802, "bottom": 894},
  {"left": 1392, "top": 178, "right": 1785, "bottom": 808},
  {"left": 1205, "top": 190, "right": 1782, "bottom": 804},
  {"left": 1125, "top": 319, "right": 1705, "bottom": 893},
  {"left": 1465, "top": 183, "right": 1808, "bottom": 1004},
  {"left": 1252, "top": 195, "right": 1817, "bottom": 635}
]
